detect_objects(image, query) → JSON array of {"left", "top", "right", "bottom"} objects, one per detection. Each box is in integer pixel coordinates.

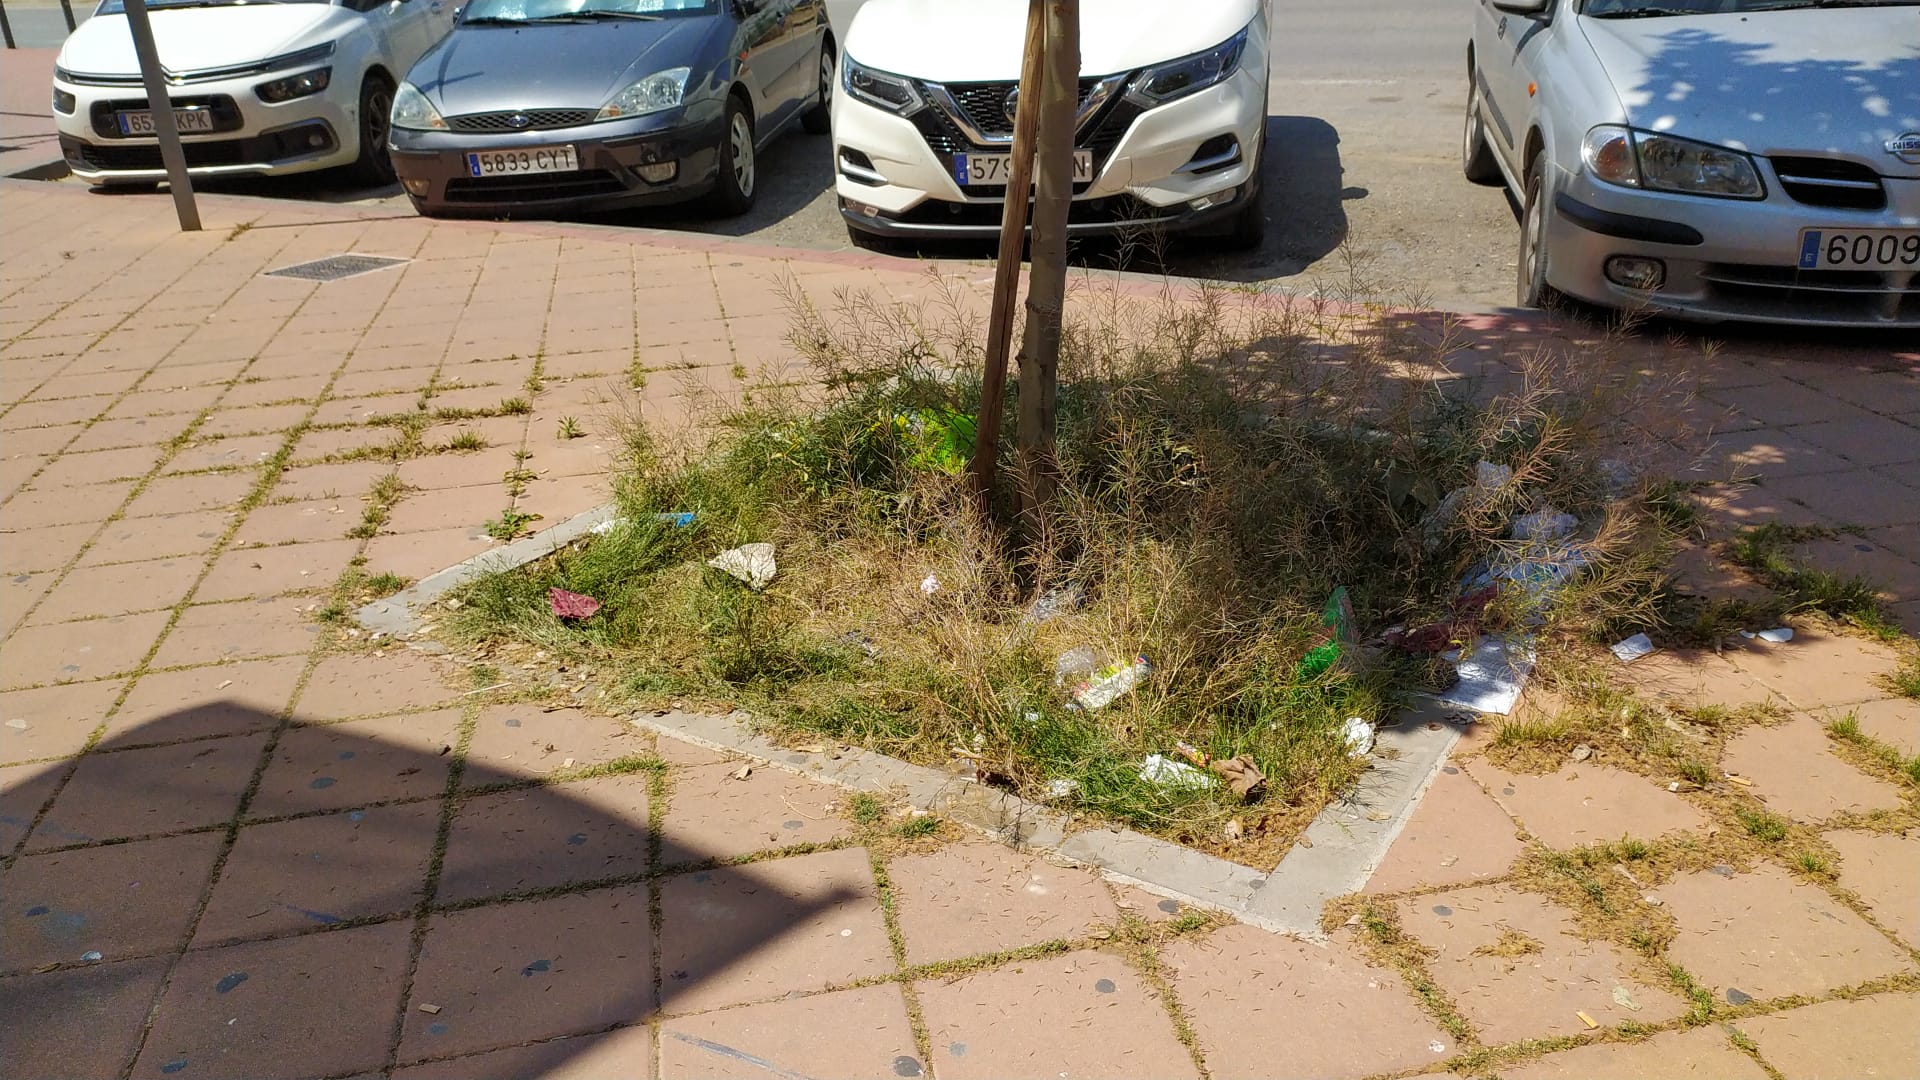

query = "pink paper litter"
[{"left": 548, "top": 587, "right": 602, "bottom": 620}]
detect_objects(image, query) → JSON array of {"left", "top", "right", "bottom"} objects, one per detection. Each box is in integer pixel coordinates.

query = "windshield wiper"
[
  {"left": 1749, "top": 0, "right": 1919, "bottom": 8},
  {"left": 1588, "top": 7, "right": 1712, "bottom": 17},
  {"left": 562, "top": 9, "right": 663, "bottom": 18}
]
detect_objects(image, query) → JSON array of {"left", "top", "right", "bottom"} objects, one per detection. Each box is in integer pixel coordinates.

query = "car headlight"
[
  {"left": 1127, "top": 27, "right": 1248, "bottom": 106},
  {"left": 53, "top": 87, "right": 76, "bottom": 114},
  {"left": 256, "top": 67, "right": 331, "bottom": 104},
  {"left": 391, "top": 82, "right": 447, "bottom": 131},
  {"left": 596, "top": 67, "right": 690, "bottom": 121},
  {"left": 1581, "top": 125, "right": 1763, "bottom": 199},
  {"left": 842, "top": 56, "right": 922, "bottom": 115}
]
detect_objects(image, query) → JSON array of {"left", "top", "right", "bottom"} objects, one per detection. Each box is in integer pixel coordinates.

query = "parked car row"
[{"left": 49, "top": 0, "right": 1920, "bottom": 326}]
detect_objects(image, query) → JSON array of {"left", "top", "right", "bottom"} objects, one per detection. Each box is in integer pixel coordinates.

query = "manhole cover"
[{"left": 265, "top": 254, "right": 410, "bottom": 282}]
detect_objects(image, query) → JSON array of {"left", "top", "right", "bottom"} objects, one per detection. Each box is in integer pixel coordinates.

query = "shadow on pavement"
[{"left": 0, "top": 699, "right": 870, "bottom": 1080}]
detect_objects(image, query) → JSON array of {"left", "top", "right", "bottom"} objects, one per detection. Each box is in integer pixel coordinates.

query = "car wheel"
[
  {"left": 1516, "top": 148, "right": 1559, "bottom": 309},
  {"left": 706, "top": 96, "right": 757, "bottom": 216},
  {"left": 802, "top": 45, "right": 833, "bottom": 135},
  {"left": 1217, "top": 189, "right": 1266, "bottom": 252},
  {"left": 1462, "top": 72, "right": 1502, "bottom": 186},
  {"left": 348, "top": 75, "right": 397, "bottom": 187}
]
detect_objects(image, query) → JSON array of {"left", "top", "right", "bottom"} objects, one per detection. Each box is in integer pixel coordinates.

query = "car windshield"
[
  {"left": 95, "top": 0, "right": 323, "bottom": 12},
  {"left": 461, "top": 0, "right": 714, "bottom": 23},
  {"left": 1585, "top": 0, "right": 1917, "bottom": 16}
]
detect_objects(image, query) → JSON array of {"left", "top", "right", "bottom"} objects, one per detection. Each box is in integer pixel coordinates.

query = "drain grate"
[{"left": 265, "top": 253, "right": 410, "bottom": 282}]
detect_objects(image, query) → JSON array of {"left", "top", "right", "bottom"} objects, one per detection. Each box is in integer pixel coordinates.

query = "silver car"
[{"left": 1465, "top": 0, "right": 1919, "bottom": 327}]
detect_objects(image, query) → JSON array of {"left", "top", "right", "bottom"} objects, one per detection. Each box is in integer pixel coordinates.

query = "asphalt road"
[{"left": 30, "top": 0, "right": 1523, "bottom": 308}]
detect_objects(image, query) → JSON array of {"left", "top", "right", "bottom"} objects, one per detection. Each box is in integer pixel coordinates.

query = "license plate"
[
  {"left": 954, "top": 150, "right": 1094, "bottom": 186},
  {"left": 1797, "top": 228, "right": 1920, "bottom": 270},
  {"left": 116, "top": 109, "right": 216, "bottom": 135},
  {"left": 464, "top": 146, "right": 578, "bottom": 178}
]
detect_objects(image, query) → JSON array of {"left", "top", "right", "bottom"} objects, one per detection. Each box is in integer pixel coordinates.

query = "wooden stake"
[
  {"left": 1015, "top": 0, "right": 1078, "bottom": 520},
  {"left": 967, "top": 0, "right": 1047, "bottom": 513}
]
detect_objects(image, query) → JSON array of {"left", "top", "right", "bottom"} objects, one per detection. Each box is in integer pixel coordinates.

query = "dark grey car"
[{"left": 388, "top": 0, "right": 833, "bottom": 218}]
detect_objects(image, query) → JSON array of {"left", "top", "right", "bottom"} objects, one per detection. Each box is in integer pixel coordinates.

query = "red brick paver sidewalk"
[{"left": 4, "top": 180, "right": 1919, "bottom": 1079}]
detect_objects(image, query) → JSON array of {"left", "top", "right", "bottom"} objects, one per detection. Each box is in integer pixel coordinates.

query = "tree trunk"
[
  {"left": 967, "top": 0, "right": 1047, "bottom": 514},
  {"left": 1016, "top": 0, "right": 1077, "bottom": 521}
]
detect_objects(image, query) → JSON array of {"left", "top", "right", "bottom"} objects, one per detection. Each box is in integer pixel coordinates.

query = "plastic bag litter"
[
  {"left": 1045, "top": 778, "right": 1080, "bottom": 800},
  {"left": 1072, "top": 656, "right": 1150, "bottom": 711},
  {"left": 707, "top": 543, "right": 777, "bottom": 590},
  {"left": 1024, "top": 584, "right": 1088, "bottom": 625},
  {"left": 1431, "top": 634, "right": 1536, "bottom": 715},
  {"left": 1423, "top": 460, "right": 1515, "bottom": 550},
  {"left": 1511, "top": 507, "right": 1579, "bottom": 543},
  {"left": 1740, "top": 627, "right": 1794, "bottom": 643},
  {"left": 1296, "top": 587, "right": 1357, "bottom": 680},
  {"left": 548, "top": 587, "right": 601, "bottom": 620},
  {"left": 1342, "top": 716, "right": 1375, "bottom": 758},
  {"left": 1610, "top": 633, "right": 1656, "bottom": 664},
  {"left": 1138, "top": 754, "right": 1215, "bottom": 791},
  {"left": 1054, "top": 645, "right": 1103, "bottom": 687},
  {"left": 590, "top": 511, "right": 695, "bottom": 535},
  {"left": 1476, "top": 460, "right": 1514, "bottom": 490}
]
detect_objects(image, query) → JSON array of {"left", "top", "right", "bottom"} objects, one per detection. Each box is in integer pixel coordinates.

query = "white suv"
[
  {"left": 829, "top": 0, "right": 1269, "bottom": 248},
  {"left": 52, "top": 0, "right": 456, "bottom": 188}
]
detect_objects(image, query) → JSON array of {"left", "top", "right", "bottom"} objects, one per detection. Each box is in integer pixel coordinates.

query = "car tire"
[
  {"left": 1218, "top": 189, "right": 1266, "bottom": 251},
  {"left": 348, "top": 74, "right": 397, "bottom": 187},
  {"left": 1462, "top": 73, "right": 1502, "bottom": 186},
  {"left": 802, "top": 44, "right": 833, "bottom": 136},
  {"left": 1516, "top": 148, "right": 1559, "bottom": 309},
  {"left": 706, "top": 96, "right": 757, "bottom": 217}
]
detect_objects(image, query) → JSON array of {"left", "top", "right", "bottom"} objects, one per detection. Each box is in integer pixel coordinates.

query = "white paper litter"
[
  {"left": 1138, "top": 753, "right": 1216, "bottom": 791},
  {"left": 919, "top": 573, "right": 941, "bottom": 596},
  {"left": 1431, "top": 634, "right": 1537, "bottom": 716},
  {"left": 707, "top": 543, "right": 777, "bottom": 590},
  {"left": 1610, "top": 633, "right": 1656, "bottom": 664},
  {"left": 1342, "top": 716, "right": 1375, "bottom": 758},
  {"left": 1740, "top": 626, "right": 1794, "bottom": 643}
]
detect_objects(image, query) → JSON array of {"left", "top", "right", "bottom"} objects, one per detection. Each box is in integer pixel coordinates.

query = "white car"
[
  {"left": 829, "top": 0, "right": 1269, "bottom": 248},
  {"left": 1466, "top": 0, "right": 1920, "bottom": 327},
  {"left": 52, "top": 0, "right": 457, "bottom": 188}
]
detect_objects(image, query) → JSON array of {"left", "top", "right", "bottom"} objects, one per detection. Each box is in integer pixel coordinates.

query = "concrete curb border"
[{"left": 356, "top": 508, "right": 1467, "bottom": 938}]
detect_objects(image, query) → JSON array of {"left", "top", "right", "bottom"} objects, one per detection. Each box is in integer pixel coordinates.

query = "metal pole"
[
  {"left": 0, "top": 1, "right": 16, "bottom": 50},
  {"left": 59, "top": 0, "right": 75, "bottom": 32},
  {"left": 121, "top": 0, "right": 199, "bottom": 230}
]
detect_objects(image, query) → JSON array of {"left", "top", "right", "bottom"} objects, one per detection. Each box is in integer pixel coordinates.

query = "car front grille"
[
  {"left": 942, "top": 76, "right": 1109, "bottom": 140},
  {"left": 907, "top": 75, "right": 1143, "bottom": 199},
  {"left": 1701, "top": 262, "right": 1920, "bottom": 323},
  {"left": 88, "top": 94, "right": 244, "bottom": 138},
  {"left": 1770, "top": 156, "right": 1887, "bottom": 211},
  {"left": 442, "top": 169, "right": 628, "bottom": 203},
  {"left": 446, "top": 109, "right": 597, "bottom": 134},
  {"left": 64, "top": 121, "right": 335, "bottom": 171}
]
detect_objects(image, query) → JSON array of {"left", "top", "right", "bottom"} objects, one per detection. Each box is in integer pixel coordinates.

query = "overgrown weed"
[{"left": 442, "top": 275, "right": 1698, "bottom": 861}]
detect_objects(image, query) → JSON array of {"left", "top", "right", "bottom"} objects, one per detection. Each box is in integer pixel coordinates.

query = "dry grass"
[{"left": 442, "top": 274, "right": 1701, "bottom": 861}]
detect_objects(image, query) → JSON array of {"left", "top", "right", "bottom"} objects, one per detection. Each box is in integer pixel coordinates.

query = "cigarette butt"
[{"left": 1577, "top": 1011, "right": 1598, "bottom": 1029}]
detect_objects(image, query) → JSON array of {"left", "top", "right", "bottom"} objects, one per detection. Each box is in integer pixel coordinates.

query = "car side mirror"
[{"left": 1490, "top": 0, "right": 1550, "bottom": 13}]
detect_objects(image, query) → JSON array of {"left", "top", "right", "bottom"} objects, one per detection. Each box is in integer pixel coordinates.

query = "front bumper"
[
  {"left": 1544, "top": 164, "right": 1920, "bottom": 328},
  {"left": 832, "top": 60, "right": 1266, "bottom": 240},
  {"left": 389, "top": 111, "right": 725, "bottom": 218},
  {"left": 53, "top": 72, "right": 356, "bottom": 180}
]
